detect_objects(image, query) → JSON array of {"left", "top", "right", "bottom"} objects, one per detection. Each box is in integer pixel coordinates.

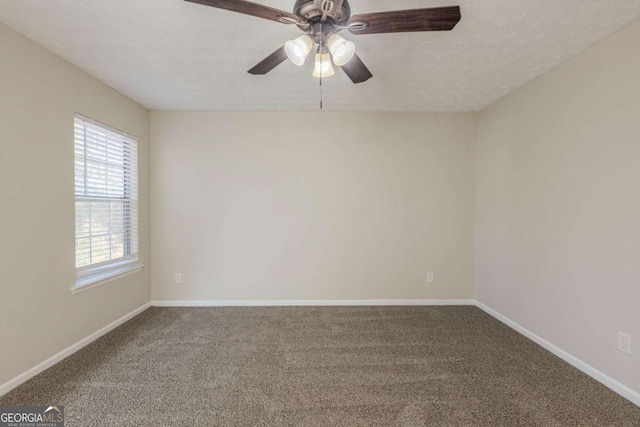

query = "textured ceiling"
[{"left": 1, "top": 0, "right": 640, "bottom": 111}]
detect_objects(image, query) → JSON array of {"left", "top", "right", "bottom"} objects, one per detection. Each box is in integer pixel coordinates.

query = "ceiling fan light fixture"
[
  {"left": 312, "top": 52, "right": 335, "bottom": 78},
  {"left": 285, "top": 35, "right": 314, "bottom": 66},
  {"left": 327, "top": 34, "right": 355, "bottom": 66}
]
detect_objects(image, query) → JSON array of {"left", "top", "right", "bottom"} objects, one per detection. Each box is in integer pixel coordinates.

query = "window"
[{"left": 74, "top": 114, "right": 141, "bottom": 292}]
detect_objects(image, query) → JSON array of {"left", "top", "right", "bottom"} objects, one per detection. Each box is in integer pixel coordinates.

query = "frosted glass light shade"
[
  {"left": 285, "top": 35, "right": 314, "bottom": 66},
  {"left": 327, "top": 34, "right": 355, "bottom": 66},
  {"left": 312, "top": 53, "right": 335, "bottom": 78}
]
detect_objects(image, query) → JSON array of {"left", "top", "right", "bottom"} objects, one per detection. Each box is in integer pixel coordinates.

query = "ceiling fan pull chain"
[
  {"left": 320, "top": 23, "right": 324, "bottom": 109},
  {"left": 320, "top": 64, "right": 323, "bottom": 110},
  {"left": 319, "top": 61, "right": 323, "bottom": 109}
]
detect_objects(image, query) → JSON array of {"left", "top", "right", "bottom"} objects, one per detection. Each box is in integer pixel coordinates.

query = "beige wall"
[
  {"left": 0, "top": 23, "right": 151, "bottom": 386},
  {"left": 476, "top": 20, "right": 640, "bottom": 393},
  {"left": 151, "top": 112, "right": 476, "bottom": 301}
]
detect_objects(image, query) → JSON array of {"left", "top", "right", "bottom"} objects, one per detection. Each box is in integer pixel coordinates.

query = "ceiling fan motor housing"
[{"left": 293, "top": 0, "right": 351, "bottom": 25}]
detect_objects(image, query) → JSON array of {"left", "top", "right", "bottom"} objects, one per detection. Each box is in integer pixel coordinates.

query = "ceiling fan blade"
[
  {"left": 185, "top": 0, "right": 298, "bottom": 24},
  {"left": 340, "top": 54, "right": 372, "bottom": 84},
  {"left": 248, "top": 46, "right": 288, "bottom": 75},
  {"left": 348, "top": 6, "right": 461, "bottom": 35}
]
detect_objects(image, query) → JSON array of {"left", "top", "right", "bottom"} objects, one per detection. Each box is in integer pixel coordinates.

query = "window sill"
[{"left": 72, "top": 263, "right": 144, "bottom": 295}]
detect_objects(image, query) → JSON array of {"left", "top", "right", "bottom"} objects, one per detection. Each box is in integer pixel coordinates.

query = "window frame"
[{"left": 72, "top": 113, "right": 143, "bottom": 294}]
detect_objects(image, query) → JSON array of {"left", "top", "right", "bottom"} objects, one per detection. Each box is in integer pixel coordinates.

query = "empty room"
[{"left": 0, "top": 0, "right": 639, "bottom": 425}]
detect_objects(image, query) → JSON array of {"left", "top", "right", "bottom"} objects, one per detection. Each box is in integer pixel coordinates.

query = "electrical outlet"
[
  {"left": 175, "top": 273, "right": 183, "bottom": 284},
  {"left": 618, "top": 332, "right": 631, "bottom": 355},
  {"left": 427, "top": 272, "right": 434, "bottom": 283}
]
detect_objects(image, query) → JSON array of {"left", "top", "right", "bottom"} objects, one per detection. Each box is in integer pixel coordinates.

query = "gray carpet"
[{"left": 1, "top": 306, "right": 639, "bottom": 426}]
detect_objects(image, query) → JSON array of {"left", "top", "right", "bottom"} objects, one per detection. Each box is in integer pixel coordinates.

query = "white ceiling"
[{"left": 1, "top": 0, "right": 639, "bottom": 112}]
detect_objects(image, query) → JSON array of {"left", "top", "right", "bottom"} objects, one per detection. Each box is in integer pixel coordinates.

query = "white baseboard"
[
  {"left": 476, "top": 301, "right": 640, "bottom": 407},
  {"left": 3, "top": 299, "right": 638, "bottom": 408},
  {"left": 151, "top": 299, "right": 476, "bottom": 307},
  {"left": 0, "top": 302, "right": 151, "bottom": 397}
]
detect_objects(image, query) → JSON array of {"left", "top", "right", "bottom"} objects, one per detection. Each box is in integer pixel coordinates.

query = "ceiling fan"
[{"left": 185, "top": 0, "right": 461, "bottom": 83}]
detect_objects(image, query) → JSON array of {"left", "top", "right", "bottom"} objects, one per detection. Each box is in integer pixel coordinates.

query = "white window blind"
[{"left": 74, "top": 114, "right": 139, "bottom": 288}]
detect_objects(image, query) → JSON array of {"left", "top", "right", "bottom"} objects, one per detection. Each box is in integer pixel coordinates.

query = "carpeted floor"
[{"left": 1, "top": 306, "right": 639, "bottom": 426}]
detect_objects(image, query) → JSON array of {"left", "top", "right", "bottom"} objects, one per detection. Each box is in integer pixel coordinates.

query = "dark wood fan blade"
[
  {"left": 340, "top": 54, "right": 372, "bottom": 84},
  {"left": 348, "top": 6, "right": 461, "bottom": 35},
  {"left": 185, "top": 0, "right": 298, "bottom": 24},
  {"left": 248, "top": 46, "right": 288, "bottom": 75}
]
